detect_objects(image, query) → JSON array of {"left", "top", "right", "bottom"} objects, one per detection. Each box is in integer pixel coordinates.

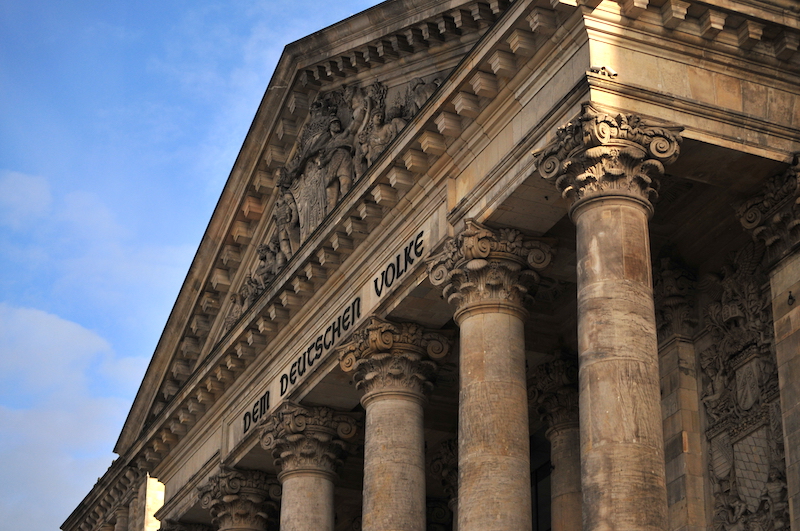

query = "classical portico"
[{"left": 63, "top": 1, "right": 800, "bottom": 531}]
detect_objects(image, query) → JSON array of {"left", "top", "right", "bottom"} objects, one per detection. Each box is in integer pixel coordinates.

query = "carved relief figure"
[
  {"left": 699, "top": 241, "right": 788, "bottom": 531},
  {"left": 405, "top": 77, "right": 440, "bottom": 117},
  {"left": 359, "top": 111, "right": 406, "bottom": 167},
  {"left": 319, "top": 118, "right": 355, "bottom": 212},
  {"left": 255, "top": 242, "right": 276, "bottom": 290},
  {"left": 274, "top": 168, "right": 300, "bottom": 260},
  {"left": 262, "top": 75, "right": 445, "bottom": 282}
]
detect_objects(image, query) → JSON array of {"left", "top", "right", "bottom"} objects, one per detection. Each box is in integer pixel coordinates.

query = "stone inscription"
[
  {"left": 373, "top": 231, "right": 425, "bottom": 297},
  {"left": 236, "top": 226, "right": 432, "bottom": 438},
  {"left": 242, "top": 390, "right": 270, "bottom": 434},
  {"left": 279, "top": 296, "right": 362, "bottom": 396}
]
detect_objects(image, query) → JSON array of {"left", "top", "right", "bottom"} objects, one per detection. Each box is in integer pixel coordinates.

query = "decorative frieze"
[
  {"left": 426, "top": 219, "right": 553, "bottom": 311},
  {"left": 198, "top": 467, "right": 281, "bottom": 531},
  {"left": 260, "top": 402, "right": 358, "bottom": 478},
  {"left": 698, "top": 242, "right": 788, "bottom": 531},
  {"left": 534, "top": 102, "right": 682, "bottom": 212},
  {"left": 337, "top": 317, "right": 450, "bottom": 397},
  {"left": 737, "top": 155, "right": 800, "bottom": 268}
]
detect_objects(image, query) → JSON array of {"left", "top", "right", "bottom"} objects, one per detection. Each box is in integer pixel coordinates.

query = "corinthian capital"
[
  {"left": 738, "top": 155, "right": 800, "bottom": 269},
  {"left": 198, "top": 467, "right": 280, "bottom": 531},
  {"left": 260, "top": 401, "right": 358, "bottom": 479},
  {"left": 533, "top": 103, "right": 683, "bottom": 212},
  {"left": 337, "top": 317, "right": 450, "bottom": 397},
  {"left": 426, "top": 219, "right": 553, "bottom": 313},
  {"left": 528, "top": 355, "right": 579, "bottom": 433},
  {"left": 430, "top": 438, "right": 458, "bottom": 502}
]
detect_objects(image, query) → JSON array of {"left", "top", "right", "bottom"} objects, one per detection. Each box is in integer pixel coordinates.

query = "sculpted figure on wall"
[
  {"left": 359, "top": 111, "right": 407, "bottom": 167},
  {"left": 698, "top": 241, "right": 788, "bottom": 531},
  {"left": 269, "top": 75, "right": 442, "bottom": 263},
  {"left": 219, "top": 75, "right": 445, "bottom": 335}
]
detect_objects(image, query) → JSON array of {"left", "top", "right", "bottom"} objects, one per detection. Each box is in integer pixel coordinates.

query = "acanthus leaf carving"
[
  {"left": 653, "top": 254, "right": 698, "bottom": 342},
  {"left": 527, "top": 350, "right": 579, "bottom": 432},
  {"left": 336, "top": 317, "right": 450, "bottom": 397},
  {"left": 429, "top": 438, "right": 458, "bottom": 502},
  {"left": 197, "top": 467, "right": 280, "bottom": 531},
  {"left": 426, "top": 219, "right": 553, "bottom": 311},
  {"left": 259, "top": 401, "right": 358, "bottom": 478},
  {"left": 533, "top": 102, "right": 683, "bottom": 209},
  {"left": 738, "top": 154, "right": 800, "bottom": 268}
]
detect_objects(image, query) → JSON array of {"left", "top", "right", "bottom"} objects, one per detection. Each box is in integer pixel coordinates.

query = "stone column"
[
  {"left": 430, "top": 438, "right": 458, "bottom": 531},
  {"left": 427, "top": 221, "right": 553, "bottom": 531},
  {"left": 337, "top": 317, "right": 450, "bottom": 531},
  {"left": 738, "top": 156, "right": 800, "bottom": 531},
  {"left": 528, "top": 356, "right": 581, "bottom": 531},
  {"left": 535, "top": 102, "right": 682, "bottom": 531},
  {"left": 198, "top": 467, "right": 280, "bottom": 531},
  {"left": 260, "top": 401, "right": 358, "bottom": 531}
]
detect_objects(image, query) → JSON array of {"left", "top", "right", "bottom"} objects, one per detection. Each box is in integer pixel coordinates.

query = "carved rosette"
[
  {"left": 259, "top": 401, "right": 358, "bottom": 480},
  {"left": 337, "top": 317, "right": 450, "bottom": 398},
  {"left": 534, "top": 102, "right": 682, "bottom": 214},
  {"left": 429, "top": 438, "right": 458, "bottom": 502},
  {"left": 426, "top": 219, "right": 553, "bottom": 317},
  {"left": 527, "top": 355, "right": 579, "bottom": 434},
  {"left": 737, "top": 155, "right": 800, "bottom": 268},
  {"left": 653, "top": 255, "right": 698, "bottom": 342},
  {"left": 197, "top": 467, "right": 280, "bottom": 531}
]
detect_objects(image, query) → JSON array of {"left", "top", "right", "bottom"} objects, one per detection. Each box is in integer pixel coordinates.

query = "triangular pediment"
[{"left": 115, "top": 0, "right": 528, "bottom": 461}]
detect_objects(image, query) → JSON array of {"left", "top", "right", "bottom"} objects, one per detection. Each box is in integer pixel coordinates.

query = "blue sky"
[{"left": 0, "top": 1, "right": 381, "bottom": 528}]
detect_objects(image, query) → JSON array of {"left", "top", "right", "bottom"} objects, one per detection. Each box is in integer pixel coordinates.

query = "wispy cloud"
[{"left": 0, "top": 303, "right": 137, "bottom": 529}]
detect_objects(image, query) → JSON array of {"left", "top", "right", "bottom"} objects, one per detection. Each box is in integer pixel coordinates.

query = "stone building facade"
[{"left": 63, "top": 0, "right": 800, "bottom": 530}]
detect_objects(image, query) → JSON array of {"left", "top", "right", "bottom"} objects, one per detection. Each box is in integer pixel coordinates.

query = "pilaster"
[{"left": 653, "top": 257, "right": 705, "bottom": 531}]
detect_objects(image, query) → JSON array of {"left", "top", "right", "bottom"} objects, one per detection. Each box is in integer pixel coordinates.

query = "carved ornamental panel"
[{"left": 699, "top": 242, "right": 788, "bottom": 531}]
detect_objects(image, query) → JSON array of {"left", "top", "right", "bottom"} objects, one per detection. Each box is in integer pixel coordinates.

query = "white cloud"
[{"left": 0, "top": 303, "right": 132, "bottom": 530}]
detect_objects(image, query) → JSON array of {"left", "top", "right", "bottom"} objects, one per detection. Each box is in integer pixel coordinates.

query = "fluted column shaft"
[
  {"left": 536, "top": 103, "right": 682, "bottom": 531},
  {"left": 338, "top": 318, "right": 449, "bottom": 531},
  {"left": 428, "top": 220, "right": 553, "bottom": 531},
  {"left": 261, "top": 402, "right": 357, "bottom": 531}
]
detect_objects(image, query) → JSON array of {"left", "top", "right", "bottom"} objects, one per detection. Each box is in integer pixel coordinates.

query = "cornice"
[
  {"left": 586, "top": 73, "right": 800, "bottom": 162},
  {"left": 114, "top": 0, "right": 507, "bottom": 460}
]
